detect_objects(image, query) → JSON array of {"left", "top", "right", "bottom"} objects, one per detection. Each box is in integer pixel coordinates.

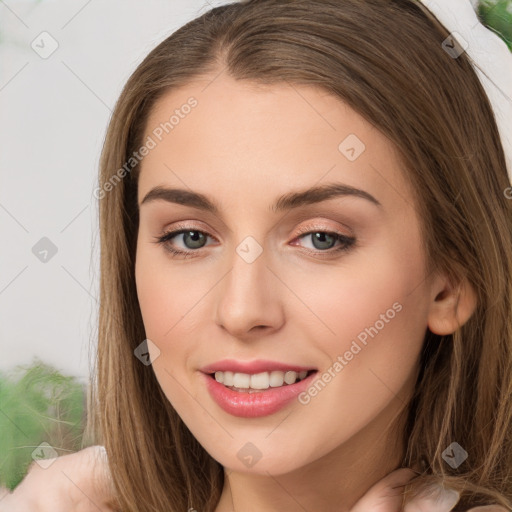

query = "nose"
[{"left": 214, "top": 242, "right": 285, "bottom": 340}]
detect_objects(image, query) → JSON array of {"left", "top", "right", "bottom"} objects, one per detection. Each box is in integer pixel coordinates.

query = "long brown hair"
[{"left": 86, "top": 0, "right": 512, "bottom": 510}]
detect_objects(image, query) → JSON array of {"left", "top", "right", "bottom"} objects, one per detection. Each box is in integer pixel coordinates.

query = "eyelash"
[{"left": 152, "top": 224, "right": 356, "bottom": 259}]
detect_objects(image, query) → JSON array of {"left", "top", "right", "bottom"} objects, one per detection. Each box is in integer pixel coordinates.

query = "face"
[{"left": 135, "top": 73, "right": 436, "bottom": 475}]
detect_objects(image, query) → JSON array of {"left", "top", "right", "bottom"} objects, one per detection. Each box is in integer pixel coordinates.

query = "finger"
[
  {"left": 403, "top": 483, "right": 459, "bottom": 512},
  {"left": 351, "top": 467, "right": 419, "bottom": 512}
]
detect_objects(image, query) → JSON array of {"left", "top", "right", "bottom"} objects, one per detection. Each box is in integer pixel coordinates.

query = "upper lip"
[{"left": 200, "top": 359, "right": 317, "bottom": 375}]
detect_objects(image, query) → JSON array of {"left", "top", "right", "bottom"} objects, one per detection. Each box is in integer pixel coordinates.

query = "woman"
[{"left": 3, "top": 0, "right": 511, "bottom": 510}]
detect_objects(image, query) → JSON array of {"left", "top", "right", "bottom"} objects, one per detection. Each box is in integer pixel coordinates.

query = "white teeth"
[
  {"left": 213, "top": 370, "right": 311, "bottom": 391},
  {"left": 284, "top": 371, "right": 297, "bottom": 384},
  {"left": 250, "top": 372, "right": 269, "bottom": 389},
  {"left": 223, "top": 371, "right": 234, "bottom": 386},
  {"left": 269, "top": 371, "right": 284, "bottom": 387},
  {"left": 232, "top": 372, "right": 250, "bottom": 388}
]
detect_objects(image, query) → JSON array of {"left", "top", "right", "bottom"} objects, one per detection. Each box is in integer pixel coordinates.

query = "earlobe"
[{"left": 427, "top": 275, "right": 478, "bottom": 336}]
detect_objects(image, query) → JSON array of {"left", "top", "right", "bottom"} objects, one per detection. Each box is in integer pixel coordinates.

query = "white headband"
[{"left": 419, "top": 0, "right": 512, "bottom": 185}]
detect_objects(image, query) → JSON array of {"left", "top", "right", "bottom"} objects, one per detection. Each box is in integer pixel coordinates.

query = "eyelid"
[
  {"left": 166, "top": 220, "right": 215, "bottom": 235},
  {"left": 293, "top": 221, "right": 354, "bottom": 238},
  {"left": 163, "top": 219, "right": 353, "bottom": 240},
  {"left": 157, "top": 221, "right": 352, "bottom": 246}
]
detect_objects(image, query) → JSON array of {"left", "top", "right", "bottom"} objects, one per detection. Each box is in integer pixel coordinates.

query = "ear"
[{"left": 427, "top": 272, "right": 478, "bottom": 335}]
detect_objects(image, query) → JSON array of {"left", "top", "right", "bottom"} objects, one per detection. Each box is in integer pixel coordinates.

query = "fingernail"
[{"left": 435, "top": 487, "right": 460, "bottom": 510}]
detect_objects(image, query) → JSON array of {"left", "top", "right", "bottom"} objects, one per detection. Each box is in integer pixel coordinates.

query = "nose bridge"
[
  {"left": 231, "top": 235, "right": 267, "bottom": 292},
  {"left": 215, "top": 234, "right": 284, "bottom": 336}
]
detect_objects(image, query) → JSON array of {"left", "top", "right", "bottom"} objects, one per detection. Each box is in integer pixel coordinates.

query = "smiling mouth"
[{"left": 208, "top": 369, "right": 317, "bottom": 392}]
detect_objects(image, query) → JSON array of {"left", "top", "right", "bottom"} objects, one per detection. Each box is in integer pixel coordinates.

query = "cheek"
[
  {"left": 284, "top": 228, "right": 430, "bottom": 437},
  {"left": 132, "top": 221, "right": 431, "bottom": 472},
  {"left": 284, "top": 230, "right": 429, "bottom": 357},
  {"left": 134, "top": 243, "right": 212, "bottom": 401},
  {"left": 135, "top": 250, "right": 170, "bottom": 339},
  {"left": 135, "top": 242, "right": 208, "bottom": 339}
]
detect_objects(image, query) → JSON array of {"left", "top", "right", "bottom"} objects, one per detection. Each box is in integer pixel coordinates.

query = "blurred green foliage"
[
  {"left": 0, "top": 360, "right": 86, "bottom": 490},
  {"left": 0, "top": 0, "right": 509, "bottom": 497},
  {"left": 479, "top": 0, "right": 512, "bottom": 50}
]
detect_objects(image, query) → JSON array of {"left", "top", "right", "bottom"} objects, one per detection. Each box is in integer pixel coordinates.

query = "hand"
[
  {"left": 1, "top": 454, "right": 508, "bottom": 512},
  {"left": 350, "top": 467, "right": 509, "bottom": 512},
  {"left": 0, "top": 445, "right": 117, "bottom": 512}
]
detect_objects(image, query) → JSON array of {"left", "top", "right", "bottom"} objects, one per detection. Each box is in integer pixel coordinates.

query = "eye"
[
  {"left": 292, "top": 226, "right": 356, "bottom": 256},
  {"left": 153, "top": 228, "right": 216, "bottom": 258},
  {"left": 153, "top": 224, "right": 356, "bottom": 259}
]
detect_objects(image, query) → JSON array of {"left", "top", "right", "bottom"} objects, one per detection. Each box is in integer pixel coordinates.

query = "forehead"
[{"left": 137, "top": 74, "right": 413, "bottom": 214}]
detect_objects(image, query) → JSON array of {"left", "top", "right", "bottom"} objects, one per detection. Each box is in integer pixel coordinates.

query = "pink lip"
[
  {"left": 200, "top": 369, "right": 318, "bottom": 418},
  {"left": 199, "top": 358, "right": 316, "bottom": 374}
]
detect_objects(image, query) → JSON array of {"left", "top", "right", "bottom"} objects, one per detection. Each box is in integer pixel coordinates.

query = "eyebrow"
[{"left": 140, "top": 182, "right": 382, "bottom": 213}]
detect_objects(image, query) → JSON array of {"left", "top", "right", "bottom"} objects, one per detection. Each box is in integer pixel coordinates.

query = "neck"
[{"left": 214, "top": 395, "right": 412, "bottom": 512}]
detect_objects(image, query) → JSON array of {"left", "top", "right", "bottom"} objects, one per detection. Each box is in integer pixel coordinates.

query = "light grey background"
[{"left": 0, "top": 0, "right": 229, "bottom": 382}]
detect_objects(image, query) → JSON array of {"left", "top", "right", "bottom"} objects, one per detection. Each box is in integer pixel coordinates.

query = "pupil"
[
  {"left": 185, "top": 231, "right": 205, "bottom": 249},
  {"left": 312, "top": 232, "right": 335, "bottom": 250}
]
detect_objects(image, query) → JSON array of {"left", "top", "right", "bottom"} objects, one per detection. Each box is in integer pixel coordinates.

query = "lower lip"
[{"left": 201, "top": 371, "right": 317, "bottom": 418}]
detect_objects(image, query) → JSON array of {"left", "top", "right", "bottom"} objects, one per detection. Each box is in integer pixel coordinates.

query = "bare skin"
[
  {"left": 0, "top": 446, "right": 116, "bottom": 511},
  {"left": 2, "top": 77, "right": 505, "bottom": 512},
  {"left": 1, "top": 447, "right": 506, "bottom": 511},
  {"left": 133, "top": 73, "right": 486, "bottom": 512}
]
